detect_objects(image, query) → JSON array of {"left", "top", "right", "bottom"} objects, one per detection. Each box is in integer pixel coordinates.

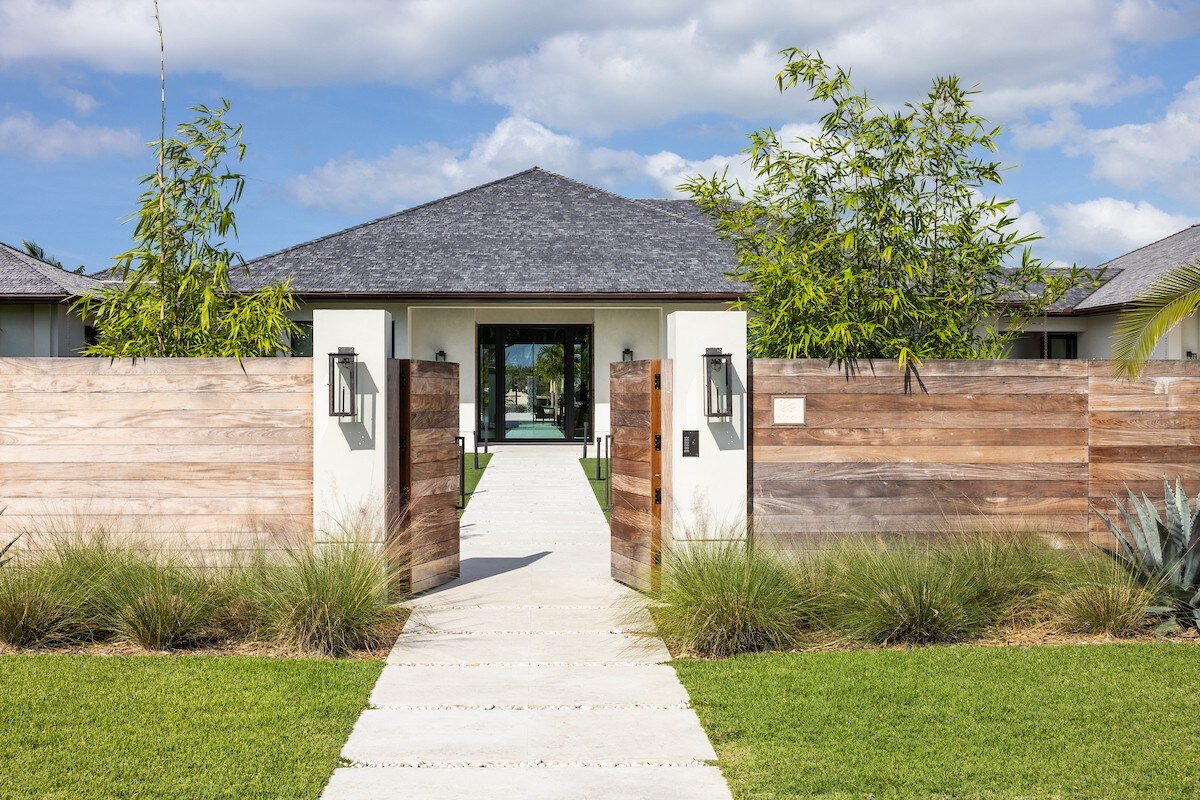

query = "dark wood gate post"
[{"left": 386, "top": 359, "right": 461, "bottom": 594}]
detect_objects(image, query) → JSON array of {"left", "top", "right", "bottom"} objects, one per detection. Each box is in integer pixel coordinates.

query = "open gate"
[
  {"left": 387, "top": 359, "right": 461, "bottom": 594},
  {"left": 609, "top": 359, "right": 671, "bottom": 590}
]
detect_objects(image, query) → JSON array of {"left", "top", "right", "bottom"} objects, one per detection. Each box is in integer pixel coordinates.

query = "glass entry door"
[{"left": 478, "top": 325, "right": 591, "bottom": 442}]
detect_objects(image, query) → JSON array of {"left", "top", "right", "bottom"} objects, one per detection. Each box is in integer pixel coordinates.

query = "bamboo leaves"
[
  {"left": 73, "top": 101, "right": 300, "bottom": 358},
  {"left": 685, "top": 51, "right": 1096, "bottom": 380}
]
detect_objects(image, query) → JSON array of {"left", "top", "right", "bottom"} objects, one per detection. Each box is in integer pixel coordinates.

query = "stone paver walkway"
[{"left": 322, "top": 444, "right": 732, "bottom": 800}]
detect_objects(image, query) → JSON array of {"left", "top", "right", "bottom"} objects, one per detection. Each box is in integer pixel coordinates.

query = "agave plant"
[{"left": 1093, "top": 478, "right": 1200, "bottom": 631}]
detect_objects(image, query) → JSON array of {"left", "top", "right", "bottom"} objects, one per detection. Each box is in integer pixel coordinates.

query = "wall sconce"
[
  {"left": 328, "top": 347, "right": 358, "bottom": 418},
  {"left": 622, "top": 347, "right": 634, "bottom": 362},
  {"left": 704, "top": 347, "right": 732, "bottom": 419},
  {"left": 435, "top": 350, "right": 447, "bottom": 363}
]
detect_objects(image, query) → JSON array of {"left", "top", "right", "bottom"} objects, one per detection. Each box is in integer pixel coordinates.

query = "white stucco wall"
[
  {"left": 593, "top": 308, "right": 661, "bottom": 436},
  {"left": 311, "top": 308, "right": 393, "bottom": 542},
  {"left": 665, "top": 310, "right": 748, "bottom": 541}
]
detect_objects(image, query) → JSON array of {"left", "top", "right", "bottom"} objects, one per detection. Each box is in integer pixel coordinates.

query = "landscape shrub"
[
  {"left": 250, "top": 541, "right": 397, "bottom": 657},
  {"left": 0, "top": 529, "right": 402, "bottom": 656},
  {"left": 0, "top": 560, "right": 90, "bottom": 647},
  {"left": 1055, "top": 563, "right": 1155, "bottom": 635},
  {"left": 825, "top": 543, "right": 985, "bottom": 645},
  {"left": 652, "top": 540, "right": 814, "bottom": 657}
]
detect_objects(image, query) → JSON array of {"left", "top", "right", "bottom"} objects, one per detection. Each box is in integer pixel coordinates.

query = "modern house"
[
  {"left": 244, "top": 168, "right": 744, "bottom": 442},
  {"left": 0, "top": 241, "right": 98, "bottom": 357}
]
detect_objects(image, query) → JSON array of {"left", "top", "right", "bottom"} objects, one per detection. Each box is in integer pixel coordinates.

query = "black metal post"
[
  {"left": 473, "top": 431, "right": 480, "bottom": 470},
  {"left": 604, "top": 434, "right": 612, "bottom": 510},
  {"left": 595, "top": 437, "right": 603, "bottom": 480},
  {"left": 456, "top": 436, "right": 466, "bottom": 509},
  {"left": 582, "top": 422, "right": 589, "bottom": 459}
]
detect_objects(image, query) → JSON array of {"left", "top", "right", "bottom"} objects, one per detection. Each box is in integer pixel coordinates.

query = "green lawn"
[
  {"left": 0, "top": 653, "right": 382, "bottom": 800},
  {"left": 579, "top": 457, "right": 610, "bottom": 522},
  {"left": 460, "top": 451, "right": 492, "bottom": 515},
  {"left": 675, "top": 644, "right": 1200, "bottom": 800}
]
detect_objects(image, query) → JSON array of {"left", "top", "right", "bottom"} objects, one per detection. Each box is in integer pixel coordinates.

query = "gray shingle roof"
[
  {"left": 0, "top": 241, "right": 101, "bottom": 298},
  {"left": 243, "top": 168, "right": 745, "bottom": 297},
  {"left": 1076, "top": 224, "right": 1200, "bottom": 310}
]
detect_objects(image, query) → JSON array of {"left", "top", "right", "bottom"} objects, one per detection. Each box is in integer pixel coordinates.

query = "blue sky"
[{"left": 1, "top": 0, "right": 1199, "bottom": 274}]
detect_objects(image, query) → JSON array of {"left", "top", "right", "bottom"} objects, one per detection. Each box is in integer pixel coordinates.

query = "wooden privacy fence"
[
  {"left": 750, "top": 359, "right": 1200, "bottom": 550},
  {"left": 609, "top": 360, "right": 670, "bottom": 590},
  {"left": 0, "top": 357, "right": 313, "bottom": 553},
  {"left": 386, "top": 359, "right": 460, "bottom": 594}
]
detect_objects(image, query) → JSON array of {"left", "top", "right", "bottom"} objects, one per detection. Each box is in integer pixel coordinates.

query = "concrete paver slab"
[
  {"left": 341, "top": 708, "right": 718, "bottom": 765},
  {"left": 370, "top": 664, "right": 692, "bottom": 708},
  {"left": 386, "top": 632, "right": 670, "bottom": 665},
  {"left": 323, "top": 765, "right": 732, "bottom": 800},
  {"left": 406, "top": 605, "right": 651, "bottom": 634}
]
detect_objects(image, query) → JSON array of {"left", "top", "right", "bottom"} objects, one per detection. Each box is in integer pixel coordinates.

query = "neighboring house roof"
[
  {"left": 243, "top": 168, "right": 746, "bottom": 299},
  {"left": 0, "top": 241, "right": 101, "bottom": 300},
  {"left": 1076, "top": 224, "right": 1200, "bottom": 311}
]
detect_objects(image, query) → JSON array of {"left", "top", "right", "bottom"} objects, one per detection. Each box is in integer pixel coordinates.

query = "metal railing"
[{"left": 456, "top": 436, "right": 466, "bottom": 509}]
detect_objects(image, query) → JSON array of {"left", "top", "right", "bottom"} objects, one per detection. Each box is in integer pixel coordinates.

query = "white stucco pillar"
[
  {"left": 665, "top": 310, "right": 748, "bottom": 542},
  {"left": 312, "top": 308, "right": 392, "bottom": 544}
]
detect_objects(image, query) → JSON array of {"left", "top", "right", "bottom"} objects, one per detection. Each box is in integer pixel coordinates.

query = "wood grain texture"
[
  {"left": 385, "top": 359, "right": 461, "bottom": 595},
  {"left": 0, "top": 357, "right": 313, "bottom": 551},
  {"left": 609, "top": 359, "right": 667, "bottom": 591},
  {"left": 750, "top": 359, "right": 1200, "bottom": 549}
]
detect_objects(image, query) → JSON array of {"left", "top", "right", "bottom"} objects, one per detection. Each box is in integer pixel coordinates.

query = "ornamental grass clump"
[
  {"left": 252, "top": 541, "right": 396, "bottom": 657},
  {"left": 1055, "top": 564, "right": 1155, "bottom": 636},
  {"left": 827, "top": 544, "right": 985, "bottom": 645},
  {"left": 653, "top": 541, "right": 814, "bottom": 657},
  {"left": 101, "top": 556, "right": 221, "bottom": 650},
  {"left": 0, "top": 560, "right": 90, "bottom": 647}
]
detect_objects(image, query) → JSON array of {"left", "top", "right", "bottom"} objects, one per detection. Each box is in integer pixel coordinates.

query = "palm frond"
[{"left": 1113, "top": 260, "right": 1200, "bottom": 381}]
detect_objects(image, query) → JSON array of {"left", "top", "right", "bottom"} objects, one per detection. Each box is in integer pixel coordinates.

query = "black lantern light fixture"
[
  {"left": 622, "top": 347, "right": 634, "bottom": 362},
  {"left": 703, "top": 347, "right": 733, "bottom": 419},
  {"left": 328, "top": 347, "right": 358, "bottom": 418},
  {"left": 435, "top": 349, "right": 447, "bottom": 363}
]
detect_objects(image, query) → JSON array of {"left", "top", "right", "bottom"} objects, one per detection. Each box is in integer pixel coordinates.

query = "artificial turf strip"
[
  {"left": 0, "top": 653, "right": 382, "bottom": 800},
  {"left": 674, "top": 643, "right": 1200, "bottom": 800},
  {"left": 460, "top": 451, "right": 492, "bottom": 515},
  {"left": 579, "top": 457, "right": 611, "bottom": 522}
]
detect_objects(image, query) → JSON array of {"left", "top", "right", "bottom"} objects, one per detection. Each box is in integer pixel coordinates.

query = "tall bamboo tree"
[
  {"left": 683, "top": 50, "right": 1096, "bottom": 381},
  {"left": 72, "top": 2, "right": 298, "bottom": 357}
]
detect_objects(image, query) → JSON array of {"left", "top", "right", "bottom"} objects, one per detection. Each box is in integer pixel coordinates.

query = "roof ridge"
[
  {"left": 248, "top": 167, "right": 545, "bottom": 264},
  {"left": 526, "top": 168, "right": 715, "bottom": 229}
]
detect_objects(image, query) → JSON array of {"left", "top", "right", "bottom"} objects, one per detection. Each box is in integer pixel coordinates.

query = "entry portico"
[{"left": 245, "top": 167, "right": 745, "bottom": 441}]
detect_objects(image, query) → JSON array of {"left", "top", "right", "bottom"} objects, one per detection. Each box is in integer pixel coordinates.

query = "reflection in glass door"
[{"left": 477, "top": 325, "right": 592, "bottom": 442}]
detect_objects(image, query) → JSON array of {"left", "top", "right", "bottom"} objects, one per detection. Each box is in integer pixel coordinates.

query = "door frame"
[{"left": 476, "top": 323, "right": 594, "bottom": 443}]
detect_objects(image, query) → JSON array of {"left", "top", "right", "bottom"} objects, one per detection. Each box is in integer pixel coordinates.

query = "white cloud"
[
  {"left": 287, "top": 116, "right": 646, "bottom": 213},
  {"left": 643, "top": 123, "right": 818, "bottom": 196},
  {"left": 0, "top": 111, "right": 140, "bottom": 160},
  {"left": 45, "top": 85, "right": 101, "bottom": 116},
  {"left": 1044, "top": 197, "right": 1195, "bottom": 264},
  {"left": 1077, "top": 76, "right": 1200, "bottom": 203},
  {"left": 2, "top": 0, "right": 1197, "bottom": 135}
]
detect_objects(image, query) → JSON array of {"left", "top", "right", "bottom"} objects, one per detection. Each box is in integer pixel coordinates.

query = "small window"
[
  {"left": 291, "top": 322, "right": 314, "bottom": 357},
  {"left": 84, "top": 325, "right": 98, "bottom": 347},
  {"left": 1039, "top": 333, "right": 1077, "bottom": 359}
]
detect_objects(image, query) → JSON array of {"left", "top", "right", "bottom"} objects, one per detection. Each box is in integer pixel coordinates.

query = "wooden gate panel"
[
  {"left": 610, "top": 359, "right": 668, "bottom": 591},
  {"left": 388, "top": 359, "right": 461, "bottom": 594}
]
